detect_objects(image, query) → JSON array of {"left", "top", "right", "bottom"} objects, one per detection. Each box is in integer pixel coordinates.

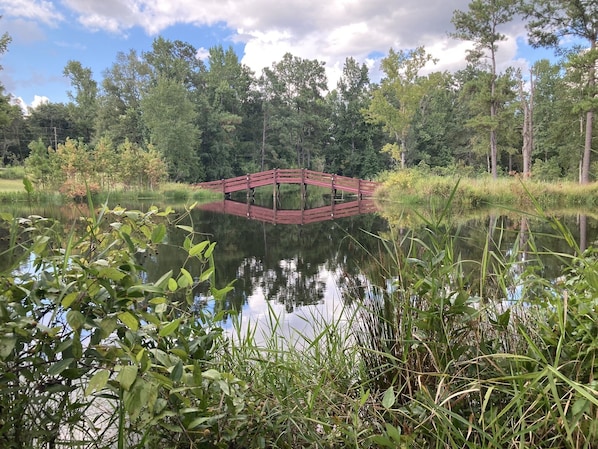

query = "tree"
[
  {"left": 364, "top": 46, "right": 434, "bottom": 169},
  {"left": 63, "top": 60, "right": 98, "bottom": 143},
  {"left": 410, "top": 71, "right": 467, "bottom": 169},
  {"left": 260, "top": 53, "right": 329, "bottom": 170},
  {"left": 523, "top": 0, "right": 598, "bottom": 183},
  {"left": 26, "top": 102, "right": 73, "bottom": 149},
  {"left": 0, "top": 18, "right": 11, "bottom": 73},
  {"left": 0, "top": 96, "right": 26, "bottom": 164},
  {"left": 199, "top": 45, "right": 254, "bottom": 179},
  {"left": 517, "top": 69, "right": 534, "bottom": 177},
  {"left": 96, "top": 50, "right": 150, "bottom": 145},
  {"left": 141, "top": 76, "right": 201, "bottom": 182},
  {"left": 458, "top": 67, "right": 518, "bottom": 174},
  {"left": 326, "top": 57, "right": 387, "bottom": 178},
  {"left": 451, "top": 0, "right": 520, "bottom": 179}
]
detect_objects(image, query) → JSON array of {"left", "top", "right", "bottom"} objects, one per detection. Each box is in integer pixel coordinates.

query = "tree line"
[{"left": 0, "top": 0, "right": 596, "bottom": 187}]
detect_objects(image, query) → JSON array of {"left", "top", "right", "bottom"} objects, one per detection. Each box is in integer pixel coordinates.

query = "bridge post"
[
  {"left": 273, "top": 168, "right": 279, "bottom": 201},
  {"left": 331, "top": 174, "right": 336, "bottom": 197},
  {"left": 301, "top": 168, "right": 306, "bottom": 199}
]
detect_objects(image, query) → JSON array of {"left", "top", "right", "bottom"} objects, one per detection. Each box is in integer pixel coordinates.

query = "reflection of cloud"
[{"left": 225, "top": 267, "right": 350, "bottom": 347}]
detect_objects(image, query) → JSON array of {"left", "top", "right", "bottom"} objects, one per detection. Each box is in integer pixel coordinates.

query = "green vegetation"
[
  {"left": 0, "top": 2, "right": 597, "bottom": 188},
  {"left": 1, "top": 200, "right": 596, "bottom": 448},
  {"left": 377, "top": 168, "right": 598, "bottom": 209}
]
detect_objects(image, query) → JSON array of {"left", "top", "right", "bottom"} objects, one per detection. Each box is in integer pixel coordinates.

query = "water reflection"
[
  {"left": 198, "top": 198, "right": 378, "bottom": 225},
  {"left": 3, "top": 200, "right": 598, "bottom": 337}
]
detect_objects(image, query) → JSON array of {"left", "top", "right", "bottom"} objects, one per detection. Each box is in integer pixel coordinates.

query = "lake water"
[{"left": 2, "top": 191, "right": 595, "bottom": 340}]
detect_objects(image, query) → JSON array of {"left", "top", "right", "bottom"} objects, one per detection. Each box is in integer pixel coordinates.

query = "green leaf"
[
  {"left": 66, "top": 310, "right": 86, "bottom": 330},
  {"left": 187, "top": 416, "right": 211, "bottom": 429},
  {"left": 118, "top": 311, "right": 139, "bottom": 331},
  {"left": 168, "top": 278, "right": 178, "bottom": 292},
  {"left": 23, "top": 176, "right": 34, "bottom": 194},
  {"left": 202, "top": 369, "right": 221, "bottom": 381},
  {"left": 177, "top": 268, "right": 193, "bottom": 288},
  {"left": 85, "top": 369, "right": 110, "bottom": 396},
  {"left": 48, "top": 358, "right": 74, "bottom": 376},
  {"left": 572, "top": 397, "right": 589, "bottom": 416},
  {"left": 177, "top": 225, "right": 194, "bottom": 233},
  {"left": 99, "top": 317, "right": 117, "bottom": 338},
  {"left": 497, "top": 309, "right": 511, "bottom": 328},
  {"left": 159, "top": 318, "right": 181, "bottom": 337},
  {"left": 153, "top": 270, "right": 173, "bottom": 289},
  {"left": 0, "top": 336, "right": 16, "bottom": 359},
  {"left": 170, "top": 360, "right": 183, "bottom": 382},
  {"left": 61, "top": 292, "right": 79, "bottom": 308},
  {"left": 199, "top": 267, "right": 214, "bottom": 283},
  {"left": 123, "top": 378, "right": 152, "bottom": 420},
  {"left": 204, "top": 242, "right": 217, "bottom": 259},
  {"left": 385, "top": 423, "right": 402, "bottom": 442},
  {"left": 117, "top": 365, "right": 138, "bottom": 391},
  {"left": 189, "top": 241, "right": 209, "bottom": 257},
  {"left": 97, "top": 267, "right": 126, "bottom": 281},
  {"left": 151, "top": 223, "right": 167, "bottom": 244},
  {"left": 382, "top": 386, "right": 395, "bottom": 410}
]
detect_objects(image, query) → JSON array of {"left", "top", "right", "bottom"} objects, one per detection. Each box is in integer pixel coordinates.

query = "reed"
[
  {"left": 219, "top": 189, "right": 597, "bottom": 448},
  {"left": 377, "top": 169, "right": 598, "bottom": 209}
]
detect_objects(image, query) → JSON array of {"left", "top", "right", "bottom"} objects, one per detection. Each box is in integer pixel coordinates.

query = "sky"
[{"left": 0, "top": 0, "right": 559, "bottom": 111}]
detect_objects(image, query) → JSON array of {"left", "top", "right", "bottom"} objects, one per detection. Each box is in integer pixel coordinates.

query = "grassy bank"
[
  {"left": 0, "top": 180, "right": 221, "bottom": 204},
  {"left": 376, "top": 169, "right": 598, "bottom": 209}
]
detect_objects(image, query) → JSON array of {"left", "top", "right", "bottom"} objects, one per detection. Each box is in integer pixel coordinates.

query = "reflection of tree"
[
  {"left": 139, "top": 207, "right": 388, "bottom": 313},
  {"left": 579, "top": 214, "right": 587, "bottom": 253}
]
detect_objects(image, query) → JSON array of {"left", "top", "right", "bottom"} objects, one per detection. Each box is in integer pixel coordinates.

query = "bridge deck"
[{"left": 197, "top": 169, "right": 379, "bottom": 197}]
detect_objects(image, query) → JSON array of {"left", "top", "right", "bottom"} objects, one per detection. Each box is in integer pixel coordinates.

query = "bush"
[{"left": 0, "top": 166, "right": 26, "bottom": 179}]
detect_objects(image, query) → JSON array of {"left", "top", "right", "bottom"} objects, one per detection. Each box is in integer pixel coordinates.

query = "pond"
[{"left": 2, "top": 189, "right": 596, "bottom": 340}]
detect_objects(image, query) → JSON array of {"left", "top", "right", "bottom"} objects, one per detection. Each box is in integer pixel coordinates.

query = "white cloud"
[
  {"left": 0, "top": 0, "right": 64, "bottom": 25},
  {"left": 57, "top": 0, "right": 524, "bottom": 81},
  {"left": 195, "top": 46, "right": 210, "bottom": 62},
  {"left": 2, "top": 0, "right": 537, "bottom": 89},
  {"left": 31, "top": 94, "right": 49, "bottom": 109},
  {"left": 9, "top": 94, "right": 48, "bottom": 115}
]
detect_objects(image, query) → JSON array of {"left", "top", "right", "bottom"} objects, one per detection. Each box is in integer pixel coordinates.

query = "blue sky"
[{"left": 0, "top": 0, "right": 560, "bottom": 111}]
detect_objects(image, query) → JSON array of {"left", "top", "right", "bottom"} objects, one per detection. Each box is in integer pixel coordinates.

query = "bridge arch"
[{"left": 197, "top": 169, "right": 379, "bottom": 198}]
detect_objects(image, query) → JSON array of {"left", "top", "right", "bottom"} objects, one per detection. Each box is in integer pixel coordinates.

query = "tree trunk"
[
  {"left": 490, "top": 48, "right": 498, "bottom": 179},
  {"left": 519, "top": 71, "right": 534, "bottom": 178},
  {"left": 261, "top": 109, "right": 267, "bottom": 171},
  {"left": 580, "top": 38, "right": 596, "bottom": 185}
]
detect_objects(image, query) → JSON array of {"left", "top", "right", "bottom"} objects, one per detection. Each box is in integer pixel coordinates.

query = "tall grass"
[
  {"left": 377, "top": 168, "right": 598, "bottom": 209},
  {"left": 217, "top": 194, "right": 597, "bottom": 448}
]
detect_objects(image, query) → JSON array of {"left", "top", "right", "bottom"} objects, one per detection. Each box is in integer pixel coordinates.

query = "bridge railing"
[{"left": 197, "top": 169, "right": 379, "bottom": 196}]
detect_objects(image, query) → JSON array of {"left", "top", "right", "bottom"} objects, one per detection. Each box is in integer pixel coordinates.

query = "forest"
[{"left": 0, "top": 0, "right": 596, "bottom": 191}]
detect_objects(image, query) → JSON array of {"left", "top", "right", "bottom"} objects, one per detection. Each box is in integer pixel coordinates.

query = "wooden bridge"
[
  {"left": 197, "top": 169, "right": 379, "bottom": 198},
  {"left": 198, "top": 198, "right": 378, "bottom": 225}
]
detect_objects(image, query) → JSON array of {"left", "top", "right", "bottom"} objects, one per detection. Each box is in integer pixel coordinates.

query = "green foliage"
[
  {"left": 350, "top": 205, "right": 598, "bottom": 448},
  {"left": 364, "top": 46, "right": 435, "bottom": 168},
  {"left": 141, "top": 77, "right": 201, "bottom": 182},
  {"left": 0, "top": 166, "right": 25, "bottom": 179},
  {"left": 0, "top": 203, "right": 239, "bottom": 448},
  {"left": 23, "top": 137, "right": 168, "bottom": 198},
  {"left": 533, "top": 157, "right": 563, "bottom": 181}
]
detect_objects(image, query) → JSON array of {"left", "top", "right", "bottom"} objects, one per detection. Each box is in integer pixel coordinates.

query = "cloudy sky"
[{"left": 0, "top": 0, "right": 556, "bottom": 109}]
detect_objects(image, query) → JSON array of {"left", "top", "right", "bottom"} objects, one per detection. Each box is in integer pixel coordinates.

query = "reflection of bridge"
[
  {"left": 198, "top": 198, "right": 378, "bottom": 225},
  {"left": 197, "top": 169, "right": 379, "bottom": 198}
]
